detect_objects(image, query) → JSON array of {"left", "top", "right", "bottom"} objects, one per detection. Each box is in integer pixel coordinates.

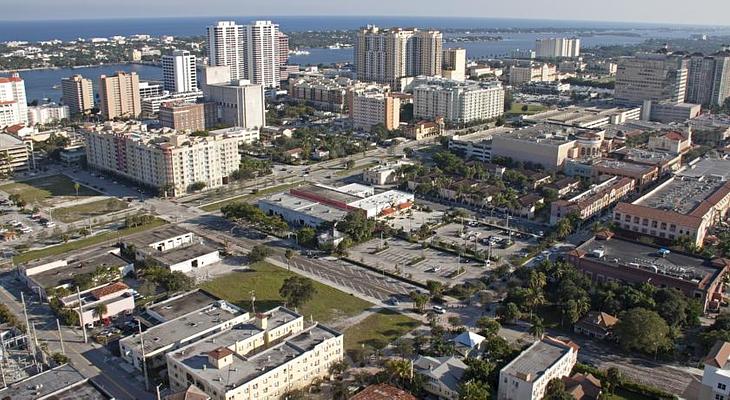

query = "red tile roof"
[
  {"left": 614, "top": 202, "right": 703, "bottom": 228},
  {"left": 207, "top": 347, "right": 234, "bottom": 360},
  {"left": 351, "top": 384, "right": 417, "bottom": 400},
  {"left": 0, "top": 77, "right": 22, "bottom": 83},
  {"left": 90, "top": 282, "right": 129, "bottom": 299},
  {"left": 704, "top": 341, "right": 730, "bottom": 368}
]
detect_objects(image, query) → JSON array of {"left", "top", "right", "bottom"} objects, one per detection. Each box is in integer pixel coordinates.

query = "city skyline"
[{"left": 2, "top": 0, "right": 730, "bottom": 26}]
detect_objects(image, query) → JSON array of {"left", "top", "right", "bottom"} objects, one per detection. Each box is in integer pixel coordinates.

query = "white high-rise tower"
[
  {"left": 206, "top": 21, "right": 245, "bottom": 81},
  {"left": 162, "top": 50, "right": 197, "bottom": 93},
  {"left": 242, "top": 20, "right": 281, "bottom": 88}
]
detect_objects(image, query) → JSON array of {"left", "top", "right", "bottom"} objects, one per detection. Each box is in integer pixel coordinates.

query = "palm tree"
[
  {"left": 74, "top": 182, "right": 80, "bottom": 197},
  {"left": 285, "top": 249, "right": 295, "bottom": 271},
  {"left": 385, "top": 359, "right": 412, "bottom": 386},
  {"left": 529, "top": 316, "right": 545, "bottom": 339},
  {"left": 93, "top": 303, "right": 107, "bottom": 322}
]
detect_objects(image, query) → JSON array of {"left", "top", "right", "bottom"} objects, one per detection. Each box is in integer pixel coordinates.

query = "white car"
[{"left": 432, "top": 305, "right": 446, "bottom": 314}]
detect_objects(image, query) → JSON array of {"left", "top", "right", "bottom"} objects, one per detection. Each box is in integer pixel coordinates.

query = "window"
[
  {"left": 718, "top": 383, "right": 727, "bottom": 390},
  {"left": 715, "top": 394, "right": 724, "bottom": 400}
]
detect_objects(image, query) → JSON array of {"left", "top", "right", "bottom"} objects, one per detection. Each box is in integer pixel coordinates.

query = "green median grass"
[
  {"left": 202, "top": 262, "right": 371, "bottom": 324},
  {"left": 52, "top": 198, "right": 129, "bottom": 223},
  {"left": 507, "top": 102, "right": 547, "bottom": 115},
  {"left": 343, "top": 309, "right": 420, "bottom": 353},
  {"left": 13, "top": 218, "right": 167, "bottom": 264},
  {"left": 0, "top": 175, "right": 100, "bottom": 206}
]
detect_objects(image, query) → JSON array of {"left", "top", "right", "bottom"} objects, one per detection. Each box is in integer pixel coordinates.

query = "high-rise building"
[
  {"left": 614, "top": 52, "right": 688, "bottom": 105},
  {"left": 277, "top": 31, "right": 289, "bottom": 66},
  {"left": 242, "top": 20, "right": 281, "bottom": 88},
  {"left": 412, "top": 77, "right": 505, "bottom": 124},
  {"left": 205, "top": 80, "right": 266, "bottom": 129},
  {"left": 442, "top": 48, "right": 467, "bottom": 81},
  {"left": 352, "top": 88, "right": 400, "bottom": 131},
  {"left": 27, "top": 103, "right": 69, "bottom": 126},
  {"left": 686, "top": 48, "right": 730, "bottom": 107},
  {"left": 0, "top": 73, "right": 28, "bottom": 127},
  {"left": 207, "top": 21, "right": 245, "bottom": 81},
  {"left": 159, "top": 102, "right": 206, "bottom": 132},
  {"left": 61, "top": 75, "right": 94, "bottom": 115},
  {"left": 354, "top": 25, "right": 443, "bottom": 89},
  {"left": 161, "top": 50, "right": 197, "bottom": 93},
  {"left": 534, "top": 38, "right": 581, "bottom": 58},
  {"left": 99, "top": 72, "right": 142, "bottom": 120}
]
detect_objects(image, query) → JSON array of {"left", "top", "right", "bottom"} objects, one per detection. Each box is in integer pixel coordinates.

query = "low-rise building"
[
  {"left": 402, "top": 119, "right": 444, "bottom": 140},
  {"left": 573, "top": 311, "right": 618, "bottom": 340},
  {"left": 0, "top": 364, "right": 114, "bottom": 399},
  {"left": 524, "top": 106, "right": 641, "bottom": 129},
  {"left": 60, "top": 281, "right": 135, "bottom": 325},
  {"left": 563, "top": 373, "right": 603, "bottom": 400},
  {"left": 509, "top": 63, "right": 557, "bottom": 85},
  {"left": 0, "top": 133, "right": 33, "bottom": 174},
  {"left": 448, "top": 126, "right": 513, "bottom": 162},
  {"left": 700, "top": 341, "right": 730, "bottom": 400},
  {"left": 362, "top": 160, "right": 413, "bottom": 186},
  {"left": 491, "top": 124, "right": 579, "bottom": 170},
  {"left": 351, "top": 384, "right": 417, "bottom": 400},
  {"left": 288, "top": 73, "right": 363, "bottom": 112},
  {"left": 609, "top": 147, "right": 682, "bottom": 175},
  {"left": 498, "top": 337, "right": 579, "bottom": 400},
  {"left": 123, "top": 225, "right": 220, "bottom": 273},
  {"left": 647, "top": 130, "right": 692, "bottom": 154},
  {"left": 414, "top": 356, "right": 468, "bottom": 400},
  {"left": 544, "top": 176, "right": 582, "bottom": 198},
  {"left": 550, "top": 176, "right": 635, "bottom": 225},
  {"left": 642, "top": 101, "right": 701, "bottom": 123},
  {"left": 26, "top": 103, "right": 69, "bottom": 126}
]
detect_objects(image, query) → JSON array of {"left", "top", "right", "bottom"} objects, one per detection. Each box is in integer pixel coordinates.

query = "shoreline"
[{"left": 0, "top": 61, "right": 161, "bottom": 74}]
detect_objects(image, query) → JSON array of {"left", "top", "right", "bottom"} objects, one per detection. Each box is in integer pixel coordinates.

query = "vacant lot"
[
  {"left": 53, "top": 198, "right": 129, "bottom": 223},
  {"left": 0, "top": 175, "right": 100, "bottom": 207},
  {"left": 343, "top": 309, "right": 420, "bottom": 353},
  {"left": 202, "top": 262, "right": 372, "bottom": 324},
  {"left": 507, "top": 102, "right": 547, "bottom": 115},
  {"left": 200, "top": 182, "right": 303, "bottom": 212}
]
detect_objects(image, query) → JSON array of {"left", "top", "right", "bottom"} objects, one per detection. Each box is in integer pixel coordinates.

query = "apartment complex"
[
  {"left": 442, "top": 48, "right": 467, "bottom": 81},
  {"left": 99, "top": 72, "right": 142, "bottom": 119},
  {"left": 27, "top": 103, "right": 69, "bottom": 125},
  {"left": 614, "top": 52, "right": 688, "bottom": 105},
  {"left": 162, "top": 50, "right": 198, "bottom": 93},
  {"left": 166, "top": 308, "right": 343, "bottom": 400},
  {"left": 61, "top": 74, "right": 94, "bottom": 115},
  {"left": 352, "top": 88, "right": 400, "bottom": 131},
  {"left": 354, "top": 25, "right": 443, "bottom": 88},
  {"left": 550, "top": 176, "right": 635, "bottom": 225},
  {"left": 498, "top": 337, "right": 579, "bottom": 400},
  {"left": 535, "top": 37, "right": 581, "bottom": 58},
  {"left": 242, "top": 20, "right": 281, "bottom": 88},
  {"left": 159, "top": 102, "right": 206, "bottom": 132},
  {"left": 0, "top": 73, "right": 28, "bottom": 127},
  {"left": 613, "top": 159, "right": 730, "bottom": 247},
  {"left": 277, "top": 31, "right": 289, "bottom": 66},
  {"left": 686, "top": 48, "right": 730, "bottom": 107},
  {"left": 700, "top": 341, "right": 730, "bottom": 400},
  {"left": 204, "top": 79, "right": 266, "bottom": 129},
  {"left": 412, "top": 76, "right": 505, "bottom": 124},
  {"left": 509, "top": 63, "right": 558, "bottom": 85},
  {"left": 206, "top": 21, "right": 245, "bottom": 80},
  {"left": 0, "top": 133, "right": 33, "bottom": 174},
  {"left": 288, "top": 74, "right": 360, "bottom": 112},
  {"left": 84, "top": 126, "right": 246, "bottom": 196}
]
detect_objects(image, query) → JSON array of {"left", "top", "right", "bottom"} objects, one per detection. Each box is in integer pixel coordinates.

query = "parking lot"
[
  {"left": 379, "top": 209, "right": 444, "bottom": 232},
  {"left": 349, "top": 237, "right": 493, "bottom": 285},
  {"left": 431, "top": 222, "right": 536, "bottom": 263}
]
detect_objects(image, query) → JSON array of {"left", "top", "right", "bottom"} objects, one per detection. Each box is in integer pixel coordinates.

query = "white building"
[
  {"left": 700, "top": 341, "right": 730, "bottom": 400},
  {"left": 123, "top": 225, "right": 220, "bottom": 273},
  {"left": 352, "top": 89, "right": 400, "bottom": 131},
  {"left": 27, "top": 103, "right": 70, "bottom": 126},
  {"left": 0, "top": 134, "right": 33, "bottom": 174},
  {"left": 60, "top": 281, "right": 135, "bottom": 325},
  {"left": 162, "top": 50, "right": 198, "bottom": 93},
  {"left": 535, "top": 38, "right": 581, "bottom": 58},
  {"left": 0, "top": 73, "right": 28, "bottom": 127},
  {"left": 362, "top": 160, "right": 413, "bottom": 186},
  {"left": 140, "top": 90, "right": 203, "bottom": 119},
  {"left": 498, "top": 337, "right": 579, "bottom": 400},
  {"left": 242, "top": 20, "right": 281, "bottom": 88},
  {"left": 414, "top": 356, "right": 468, "bottom": 400},
  {"left": 412, "top": 76, "right": 505, "bottom": 124},
  {"left": 205, "top": 80, "right": 266, "bottom": 130},
  {"left": 207, "top": 21, "right": 245, "bottom": 81}
]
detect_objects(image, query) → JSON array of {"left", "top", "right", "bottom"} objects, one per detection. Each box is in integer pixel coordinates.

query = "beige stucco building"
[
  {"left": 99, "top": 72, "right": 142, "bottom": 120},
  {"left": 352, "top": 89, "right": 400, "bottom": 131}
]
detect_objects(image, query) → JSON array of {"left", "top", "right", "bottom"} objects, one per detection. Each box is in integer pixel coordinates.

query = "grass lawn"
[
  {"left": 200, "top": 182, "right": 303, "bottom": 212},
  {"left": 507, "top": 102, "right": 547, "bottom": 115},
  {"left": 604, "top": 388, "right": 656, "bottom": 400},
  {"left": 53, "top": 198, "right": 129, "bottom": 223},
  {"left": 0, "top": 175, "right": 100, "bottom": 206},
  {"left": 202, "top": 262, "right": 371, "bottom": 324},
  {"left": 13, "top": 218, "right": 167, "bottom": 264},
  {"left": 343, "top": 309, "right": 420, "bottom": 354}
]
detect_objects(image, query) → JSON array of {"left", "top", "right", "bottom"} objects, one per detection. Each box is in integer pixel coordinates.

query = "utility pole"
[
  {"left": 20, "top": 292, "right": 33, "bottom": 360},
  {"left": 138, "top": 320, "right": 150, "bottom": 391},
  {"left": 0, "top": 332, "right": 6, "bottom": 388},
  {"left": 77, "top": 287, "right": 87, "bottom": 344},
  {"left": 56, "top": 319, "right": 65, "bottom": 355},
  {"left": 155, "top": 383, "right": 162, "bottom": 400},
  {"left": 249, "top": 290, "right": 256, "bottom": 314}
]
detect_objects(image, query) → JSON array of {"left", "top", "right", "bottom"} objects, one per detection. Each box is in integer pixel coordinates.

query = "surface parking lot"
[
  {"left": 380, "top": 209, "right": 444, "bottom": 232},
  {"left": 349, "top": 237, "right": 491, "bottom": 285},
  {"left": 431, "top": 222, "right": 535, "bottom": 262}
]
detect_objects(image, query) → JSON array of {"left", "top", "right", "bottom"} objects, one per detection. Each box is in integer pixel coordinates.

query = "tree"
[
  {"left": 160, "top": 271, "right": 195, "bottom": 292},
  {"left": 462, "top": 358, "right": 494, "bottom": 384},
  {"left": 529, "top": 316, "right": 545, "bottom": 339},
  {"left": 188, "top": 181, "right": 206, "bottom": 192},
  {"left": 345, "top": 159, "right": 355, "bottom": 170},
  {"left": 285, "top": 249, "right": 295, "bottom": 271},
  {"left": 544, "top": 378, "right": 573, "bottom": 400},
  {"left": 458, "top": 380, "right": 490, "bottom": 400},
  {"left": 605, "top": 367, "right": 623, "bottom": 394},
  {"left": 384, "top": 359, "right": 411, "bottom": 386},
  {"left": 614, "top": 308, "right": 673, "bottom": 356},
  {"left": 339, "top": 212, "right": 376, "bottom": 243},
  {"left": 410, "top": 291, "right": 429, "bottom": 313},
  {"left": 497, "top": 302, "right": 521, "bottom": 323},
  {"left": 279, "top": 276, "right": 316, "bottom": 308},
  {"left": 74, "top": 182, "right": 80, "bottom": 197},
  {"left": 426, "top": 280, "right": 445, "bottom": 298},
  {"left": 248, "top": 245, "right": 271, "bottom": 263},
  {"left": 476, "top": 317, "right": 501, "bottom": 337},
  {"left": 93, "top": 303, "right": 107, "bottom": 321},
  {"left": 51, "top": 352, "right": 70, "bottom": 365},
  {"left": 296, "top": 227, "right": 317, "bottom": 248}
]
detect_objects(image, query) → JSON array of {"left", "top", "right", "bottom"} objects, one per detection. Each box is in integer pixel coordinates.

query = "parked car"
[{"left": 432, "top": 305, "right": 446, "bottom": 314}]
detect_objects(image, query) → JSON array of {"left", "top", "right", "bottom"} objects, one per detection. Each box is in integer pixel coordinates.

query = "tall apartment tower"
[
  {"left": 207, "top": 21, "right": 245, "bottom": 81},
  {"left": 242, "top": 20, "right": 281, "bottom": 88},
  {"left": 277, "top": 31, "right": 289, "bottom": 66},
  {"left": 162, "top": 50, "right": 197, "bottom": 93},
  {"left": 614, "top": 52, "right": 688, "bottom": 105},
  {"left": 442, "top": 48, "right": 467, "bottom": 81},
  {"left": 0, "top": 73, "right": 28, "bottom": 126},
  {"left": 61, "top": 75, "right": 94, "bottom": 115},
  {"left": 686, "top": 48, "right": 730, "bottom": 107},
  {"left": 408, "top": 30, "right": 443, "bottom": 77},
  {"left": 99, "top": 72, "right": 141, "bottom": 120},
  {"left": 535, "top": 38, "right": 581, "bottom": 58}
]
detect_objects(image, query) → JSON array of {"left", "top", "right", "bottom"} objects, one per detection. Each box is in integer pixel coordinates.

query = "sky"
[{"left": 2, "top": 0, "right": 730, "bottom": 26}]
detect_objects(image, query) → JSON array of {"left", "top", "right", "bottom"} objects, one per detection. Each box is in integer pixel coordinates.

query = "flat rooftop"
[
  {"left": 291, "top": 184, "right": 361, "bottom": 205},
  {"left": 576, "top": 237, "right": 716, "bottom": 283},
  {"left": 502, "top": 340, "right": 571, "bottom": 382},
  {"left": 29, "top": 252, "right": 129, "bottom": 289},
  {"left": 612, "top": 147, "right": 679, "bottom": 165},
  {"left": 594, "top": 159, "right": 656, "bottom": 175},
  {"left": 524, "top": 106, "right": 639, "bottom": 127},
  {"left": 146, "top": 289, "right": 222, "bottom": 322},
  {"left": 259, "top": 193, "right": 348, "bottom": 222},
  {"left": 450, "top": 126, "right": 513, "bottom": 143},
  {"left": 636, "top": 176, "right": 728, "bottom": 215},
  {"left": 0, "top": 364, "right": 111, "bottom": 400},
  {"left": 679, "top": 159, "right": 730, "bottom": 180},
  {"left": 149, "top": 242, "right": 218, "bottom": 266},
  {"left": 120, "top": 301, "right": 244, "bottom": 355},
  {"left": 499, "top": 123, "right": 579, "bottom": 145},
  {"left": 125, "top": 225, "right": 191, "bottom": 247},
  {"left": 348, "top": 190, "right": 413, "bottom": 210}
]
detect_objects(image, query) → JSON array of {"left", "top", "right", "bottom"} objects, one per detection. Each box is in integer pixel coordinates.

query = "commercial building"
[
  {"left": 550, "top": 176, "right": 635, "bottom": 225},
  {"left": 700, "top": 341, "right": 730, "bottom": 400},
  {"left": 566, "top": 234, "right": 729, "bottom": 311},
  {"left": 352, "top": 89, "right": 400, "bottom": 131},
  {"left": 592, "top": 159, "right": 659, "bottom": 188},
  {"left": 686, "top": 48, "right": 730, "bottom": 107},
  {"left": 242, "top": 20, "right": 282, "bottom": 88},
  {"left": 138, "top": 80, "right": 164, "bottom": 99},
  {"left": 498, "top": 337, "right": 579, "bottom": 400},
  {"left": 647, "top": 130, "right": 692, "bottom": 154},
  {"left": 402, "top": 118, "right": 444, "bottom": 140},
  {"left": 609, "top": 147, "right": 682, "bottom": 175},
  {"left": 59, "top": 281, "right": 135, "bottom": 325},
  {"left": 509, "top": 63, "right": 557, "bottom": 85},
  {"left": 354, "top": 25, "right": 442, "bottom": 89},
  {"left": 448, "top": 126, "right": 513, "bottom": 162},
  {"left": 99, "top": 72, "right": 142, "bottom": 120},
  {"left": 490, "top": 124, "right": 580, "bottom": 170},
  {"left": 140, "top": 90, "right": 203, "bottom": 119},
  {"left": 207, "top": 21, "right": 245, "bottom": 81},
  {"left": 0, "top": 364, "right": 114, "bottom": 400},
  {"left": 442, "top": 48, "right": 466, "bottom": 81},
  {"left": 27, "top": 103, "right": 69, "bottom": 125},
  {"left": 166, "top": 308, "right": 343, "bottom": 400},
  {"left": 123, "top": 225, "right": 220, "bottom": 273},
  {"left": 61, "top": 74, "right": 94, "bottom": 115},
  {"left": 524, "top": 106, "right": 641, "bottom": 129},
  {"left": 535, "top": 37, "right": 581, "bottom": 58},
  {"left": 0, "top": 133, "right": 33, "bottom": 174},
  {"left": 412, "top": 76, "right": 505, "bottom": 124},
  {"left": 614, "top": 52, "right": 688, "bottom": 105},
  {"left": 413, "top": 356, "right": 468, "bottom": 400},
  {"left": 159, "top": 102, "right": 206, "bottom": 132},
  {"left": 84, "top": 126, "right": 246, "bottom": 196},
  {"left": 162, "top": 50, "right": 198, "bottom": 93},
  {"left": 362, "top": 160, "right": 413, "bottom": 185},
  {"left": 204, "top": 80, "right": 266, "bottom": 129},
  {"left": 613, "top": 159, "right": 730, "bottom": 247},
  {"left": 0, "top": 73, "right": 28, "bottom": 127}
]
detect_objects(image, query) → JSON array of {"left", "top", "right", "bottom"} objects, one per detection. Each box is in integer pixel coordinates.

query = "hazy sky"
[{"left": 3, "top": 0, "right": 730, "bottom": 26}]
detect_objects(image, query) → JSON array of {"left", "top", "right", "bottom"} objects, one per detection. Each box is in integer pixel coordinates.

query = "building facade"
[
  {"left": 614, "top": 52, "right": 688, "bottom": 105},
  {"left": 162, "top": 50, "right": 198, "bottom": 93},
  {"left": 27, "top": 103, "right": 69, "bottom": 126},
  {"left": 442, "top": 48, "right": 467, "bottom": 81},
  {"left": 686, "top": 49, "right": 730, "bottom": 107},
  {"left": 61, "top": 74, "right": 94, "bottom": 115},
  {"left": 412, "top": 77, "right": 505, "bottom": 124},
  {"left": 99, "top": 72, "right": 142, "bottom": 120},
  {"left": 0, "top": 73, "right": 28, "bottom": 127},
  {"left": 352, "top": 89, "right": 400, "bottom": 131},
  {"left": 205, "top": 80, "right": 266, "bottom": 129},
  {"left": 159, "top": 102, "right": 206, "bottom": 132},
  {"left": 535, "top": 37, "right": 581, "bottom": 58},
  {"left": 242, "top": 20, "right": 281, "bottom": 88},
  {"left": 700, "top": 341, "right": 730, "bottom": 400},
  {"left": 207, "top": 21, "right": 245, "bottom": 81}
]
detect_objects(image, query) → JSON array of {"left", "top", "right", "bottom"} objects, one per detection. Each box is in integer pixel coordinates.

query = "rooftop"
[
  {"left": 636, "top": 176, "right": 729, "bottom": 215},
  {"left": 0, "top": 364, "right": 112, "bottom": 400},
  {"left": 612, "top": 147, "right": 679, "bottom": 165},
  {"left": 524, "top": 106, "right": 640, "bottom": 128},
  {"left": 146, "top": 289, "right": 222, "bottom": 323},
  {"left": 259, "top": 193, "right": 348, "bottom": 222},
  {"left": 498, "top": 123, "right": 580, "bottom": 145},
  {"left": 291, "top": 184, "right": 362, "bottom": 205},
  {"left": 125, "top": 225, "right": 192, "bottom": 247},
  {"left": 678, "top": 159, "right": 730, "bottom": 181},
  {"left": 351, "top": 384, "right": 417, "bottom": 400},
  {"left": 414, "top": 356, "right": 467, "bottom": 393},
  {"left": 594, "top": 159, "right": 657, "bottom": 176},
  {"left": 148, "top": 242, "right": 219, "bottom": 266},
  {"left": 28, "top": 251, "right": 129, "bottom": 289},
  {"left": 449, "top": 126, "right": 514, "bottom": 144},
  {"left": 501, "top": 338, "right": 575, "bottom": 382}
]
